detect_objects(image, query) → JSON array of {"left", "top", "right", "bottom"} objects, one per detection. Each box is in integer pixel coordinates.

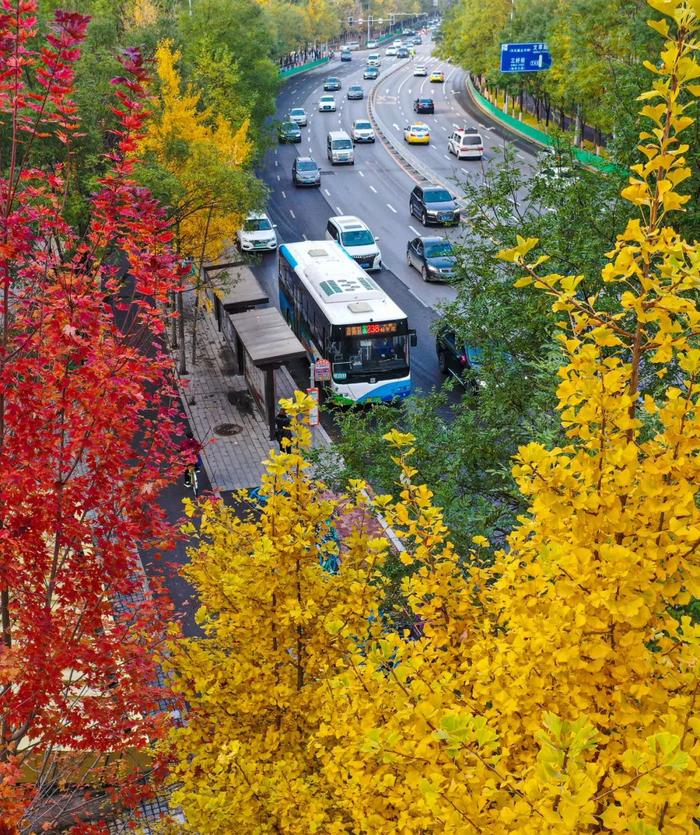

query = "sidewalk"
[{"left": 173, "top": 292, "right": 330, "bottom": 493}]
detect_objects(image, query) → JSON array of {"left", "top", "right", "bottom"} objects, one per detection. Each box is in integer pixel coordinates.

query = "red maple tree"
[{"left": 0, "top": 1, "right": 185, "bottom": 830}]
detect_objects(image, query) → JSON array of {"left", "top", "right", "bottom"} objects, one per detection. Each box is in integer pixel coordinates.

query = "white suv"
[
  {"left": 325, "top": 215, "right": 382, "bottom": 272},
  {"left": 447, "top": 126, "right": 485, "bottom": 160},
  {"left": 237, "top": 212, "right": 277, "bottom": 252},
  {"left": 352, "top": 119, "right": 375, "bottom": 143}
]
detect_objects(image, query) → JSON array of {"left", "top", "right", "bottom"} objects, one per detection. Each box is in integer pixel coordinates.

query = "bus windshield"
[{"left": 329, "top": 333, "right": 408, "bottom": 376}]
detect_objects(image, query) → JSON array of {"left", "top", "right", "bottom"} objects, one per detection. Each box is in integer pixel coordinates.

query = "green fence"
[
  {"left": 465, "top": 76, "right": 618, "bottom": 175},
  {"left": 280, "top": 56, "right": 330, "bottom": 79}
]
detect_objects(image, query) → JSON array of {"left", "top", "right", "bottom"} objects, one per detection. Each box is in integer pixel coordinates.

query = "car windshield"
[
  {"left": 341, "top": 229, "right": 374, "bottom": 246},
  {"left": 330, "top": 334, "right": 408, "bottom": 376},
  {"left": 418, "top": 99, "right": 432, "bottom": 105},
  {"left": 411, "top": 125, "right": 428, "bottom": 132},
  {"left": 290, "top": 109, "right": 304, "bottom": 116},
  {"left": 425, "top": 241, "right": 454, "bottom": 257},
  {"left": 297, "top": 160, "right": 317, "bottom": 171},
  {"left": 350, "top": 86, "right": 362, "bottom": 92},
  {"left": 244, "top": 217, "right": 271, "bottom": 231},
  {"left": 355, "top": 121, "right": 372, "bottom": 130},
  {"left": 327, "top": 78, "right": 339, "bottom": 83},
  {"left": 462, "top": 135, "right": 482, "bottom": 145},
  {"left": 282, "top": 122, "right": 297, "bottom": 130},
  {"left": 332, "top": 139, "right": 352, "bottom": 150},
  {"left": 424, "top": 189, "right": 453, "bottom": 202},
  {"left": 321, "top": 96, "right": 333, "bottom": 101}
]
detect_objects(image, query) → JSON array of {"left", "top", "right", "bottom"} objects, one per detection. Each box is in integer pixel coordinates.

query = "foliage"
[
  {"left": 164, "top": 392, "right": 389, "bottom": 833},
  {"left": 171, "top": 3, "right": 700, "bottom": 830},
  {"left": 0, "top": 1, "right": 186, "bottom": 829}
]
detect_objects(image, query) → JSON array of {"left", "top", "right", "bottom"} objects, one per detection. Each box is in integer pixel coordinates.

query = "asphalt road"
[{"left": 250, "top": 36, "right": 541, "bottom": 399}]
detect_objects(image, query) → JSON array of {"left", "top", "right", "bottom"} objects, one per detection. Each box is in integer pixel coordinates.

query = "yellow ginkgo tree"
[
  {"left": 311, "top": 1, "right": 700, "bottom": 831},
  {"left": 139, "top": 40, "right": 262, "bottom": 371}
]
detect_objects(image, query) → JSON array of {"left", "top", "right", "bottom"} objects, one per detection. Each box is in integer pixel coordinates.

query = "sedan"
[
  {"left": 430, "top": 70, "right": 445, "bottom": 82},
  {"left": 413, "top": 97, "right": 434, "bottom": 114},
  {"left": 385, "top": 46, "right": 397, "bottom": 56},
  {"left": 363, "top": 66, "right": 379, "bottom": 80},
  {"left": 404, "top": 123, "right": 430, "bottom": 144},
  {"left": 323, "top": 76, "right": 341, "bottom": 91},
  {"left": 347, "top": 84, "right": 364, "bottom": 100},
  {"left": 414, "top": 65, "right": 427, "bottom": 76},
  {"left": 288, "top": 107, "right": 307, "bottom": 126},
  {"left": 406, "top": 236, "right": 456, "bottom": 282},
  {"left": 397, "top": 47, "right": 409, "bottom": 58},
  {"left": 237, "top": 213, "right": 278, "bottom": 252},
  {"left": 278, "top": 121, "right": 301, "bottom": 143},
  {"left": 409, "top": 184, "right": 460, "bottom": 226},
  {"left": 318, "top": 95, "right": 337, "bottom": 112},
  {"left": 292, "top": 156, "right": 321, "bottom": 187},
  {"left": 352, "top": 119, "right": 375, "bottom": 143}
]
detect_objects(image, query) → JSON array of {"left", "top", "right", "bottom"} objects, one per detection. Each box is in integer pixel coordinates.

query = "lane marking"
[
  {"left": 302, "top": 232, "right": 308, "bottom": 240},
  {"left": 277, "top": 174, "right": 280, "bottom": 181},
  {"left": 324, "top": 188, "right": 331, "bottom": 196},
  {"left": 358, "top": 170, "right": 365, "bottom": 177},
  {"left": 387, "top": 203, "right": 397, "bottom": 213},
  {"left": 281, "top": 190, "right": 287, "bottom": 198},
  {"left": 370, "top": 185, "right": 377, "bottom": 193},
  {"left": 444, "top": 154, "right": 451, "bottom": 160},
  {"left": 274, "top": 160, "right": 279, "bottom": 167},
  {"left": 336, "top": 206, "right": 343, "bottom": 213},
  {"left": 289, "top": 209, "right": 296, "bottom": 218},
  {"left": 409, "top": 225, "right": 420, "bottom": 235}
]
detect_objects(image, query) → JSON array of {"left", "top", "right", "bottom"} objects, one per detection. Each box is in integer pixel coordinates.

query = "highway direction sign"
[{"left": 500, "top": 42, "right": 552, "bottom": 73}]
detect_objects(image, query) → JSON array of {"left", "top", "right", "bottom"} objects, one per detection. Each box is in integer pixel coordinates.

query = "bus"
[{"left": 278, "top": 240, "right": 416, "bottom": 404}]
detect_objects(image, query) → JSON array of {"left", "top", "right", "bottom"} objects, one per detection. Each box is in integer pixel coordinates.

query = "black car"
[
  {"left": 292, "top": 156, "right": 321, "bottom": 187},
  {"left": 435, "top": 329, "right": 482, "bottom": 385},
  {"left": 409, "top": 184, "right": 460, "bottom": 226},
  {"left": 363, "top": 66, "right": 379, "bottom": 80},
  {"left": 278, "top": 121, "right": 302, "bottom": 143},
  {"left": 414, "top": 97, "right": 434, "bottom": 114},
  {"left": 323, "top": 76, "right": 342, "bottom": 91},
  {"left": 406, "top": 236, "right": 456, "bottom": 282},
  {"left": 347, "top": 84, "right": 364, "bottom": 100},
  {"left": 397, "top": 47, "right": 410, "bottom": 58}
]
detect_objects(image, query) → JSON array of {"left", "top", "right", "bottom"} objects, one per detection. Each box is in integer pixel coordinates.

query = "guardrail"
[
  {"left": 280, "top": 56, "right": 330, "bottom": 79},
  {"left": 465, "top": 76, "right": 619, "bottom": 175}
]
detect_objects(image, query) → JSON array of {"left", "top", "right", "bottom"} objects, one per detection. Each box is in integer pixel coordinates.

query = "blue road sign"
[{"left": 500, "top": 42, "right": 552, "bottom": 73}]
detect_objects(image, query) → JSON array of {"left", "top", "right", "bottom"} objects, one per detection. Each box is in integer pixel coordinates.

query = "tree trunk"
[
  {"left": 177, "top": 290, "right": 187, "bottom": 375},
  {"left": 574, "top": 105, "right": 583, "bottom": 147},
  {"left": 190, "top": 207, "right": 214, "bottom": 367}
]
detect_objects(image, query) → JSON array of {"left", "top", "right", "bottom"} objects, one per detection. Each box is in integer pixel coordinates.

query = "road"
[{"left": 250, "top": 35, "right": 541, "bottom": 398}]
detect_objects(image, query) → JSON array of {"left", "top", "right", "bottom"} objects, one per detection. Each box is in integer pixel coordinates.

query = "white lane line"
[
  {"left": 277, "top": 174, "right": 280, "bottom": 181},
  {"left": 289, "top": 209, "right": 296, "bottom": 218},
  {"left": 517, "top": 152, "right": 525, "bottom": 160},
  {"left": 441, "top": 125, "right": 447, "bottom": 131},
  {"left": 387, "top": 203, "right": 397, "bottom": 213},
  {"left": 444, "top": 154, "right": 451, "bottom": 160},
  {"left": 324, "top": 188, "right": 331, "bottom": 196},
  {"left": 274, "top": 159, "right": 279, "bottom": 166},
  {"left": 409, "top": 225, "right": 420, "bottom": 235},
  {"left": 336, "top": 206, "right": 343, "bottom": 213},
  {"left": 393, "top": 123, "right": 400, "bottom": 130},
  {"left": 370, "top": 185, "right": 377, "bottom": 193},
  {"left": 302, "top": 232, "right": 308, "bottom": 240},
  {"left": 358, "top": 170, "right": 365, "bottom": 177},
  {"left": 281, "top": 190, "right": 287, "bottom": 198}
]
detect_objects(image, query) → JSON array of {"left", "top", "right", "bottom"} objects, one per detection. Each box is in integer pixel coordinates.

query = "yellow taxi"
[
  {"left": 403, "top": 122, "right": 431, "bottom": 144},
  {"left": 429, "top": 70, "right": 445, "bottom": 83}
]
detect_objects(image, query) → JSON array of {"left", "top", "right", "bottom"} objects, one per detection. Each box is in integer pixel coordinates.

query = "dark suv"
[
  {"left": 414, "top": 98, "right": 434, "bottom": 114},
  {"left": 435, "top": 329, "right": 481, "bottom": 385},
  {"left": 324, "top": 77, "right": 342, "bottom": 91},
  {"left": 409, "top": 184, "right": 460, "bottom": 226}
]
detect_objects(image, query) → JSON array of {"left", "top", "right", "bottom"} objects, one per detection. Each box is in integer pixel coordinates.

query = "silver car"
[
  {"left": 288, "top": 107, "right": 307, "bottom": 126},
  {"left": 352, "top": 119, "right": 375, "bottom": 143}
]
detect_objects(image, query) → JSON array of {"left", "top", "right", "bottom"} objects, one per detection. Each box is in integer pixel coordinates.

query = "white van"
[
  {"left": 327, "top": 130, "right": 354, "bottom": 165},
  {"left": 367, "top": 52, "right": 381, "bottom": 67},
  {"left": 325, "top": 215, "right": 382, "bottom": 271},
  {"left": 447, "top": 126, "right": 485, "bottom": 160}
]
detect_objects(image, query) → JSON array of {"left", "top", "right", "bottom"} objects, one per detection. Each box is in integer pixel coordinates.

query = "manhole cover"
[{"left": 214, "top": 423, "right": 243, "bottom": 436}]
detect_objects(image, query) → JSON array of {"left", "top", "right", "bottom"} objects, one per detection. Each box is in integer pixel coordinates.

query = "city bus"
[{"left": 278, "top": 240, "right": 416, "bottom": 404}]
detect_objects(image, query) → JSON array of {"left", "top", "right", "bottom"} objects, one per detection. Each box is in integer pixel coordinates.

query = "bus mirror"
[{"left": 409, "top": 329, "right": 417, "bottom": 347}]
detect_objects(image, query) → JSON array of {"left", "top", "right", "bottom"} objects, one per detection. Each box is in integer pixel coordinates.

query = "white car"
[
  {"left": 352, "top": 119, "right": 375, "bottom": 143},
  {"left": 366, "top": 39, "right": 379, "bottom": 48},
  {"left": 237, "top": 212, "right": 277, "bottom": 252},
  {"left": 385, "top": 46, "right": 397, "bottom": 56},
  {"left": 447, "top": 126, "right": 484, "bottom": 159},
  {"left": 414, "top": 65, "right": 427, "bottom": 76},
  {"left": 325, "top": 215, "right": 382, "bottom": 272},
  {"left": 318, "top": 95, "right": 336, "bottom": 112},
  {"left": 288, "top": 107, "right": 307, "bottom": 126}
]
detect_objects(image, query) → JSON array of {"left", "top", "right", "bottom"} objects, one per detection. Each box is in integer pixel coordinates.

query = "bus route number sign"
[
  {"left": 314, "top": 359, "right": 331, "bottom": 381},
  {"left": 344, "top": 322, "right": 397, "bottom": 336}
]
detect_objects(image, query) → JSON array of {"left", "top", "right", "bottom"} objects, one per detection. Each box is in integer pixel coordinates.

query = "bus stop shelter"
[
  {"left": 205, "top": 262, "right": 269, "bottom": 327},
  {"left": 228, "top": 307, "right": 307, "bottom": 440}
]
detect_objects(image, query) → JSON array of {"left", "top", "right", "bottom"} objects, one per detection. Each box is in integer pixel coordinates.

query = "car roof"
[
  {"left": 329, "top": 215, "right": 369, "bottom": 231},
  {"left": 320, "top": 94, "right": 334, "bottom": 98},
  {"left": 246, "top": 211, "right": 270, "bottom": 220},
  {"left": 290, "top": 107, "right": 305, "bottom": 112},
  {"left": 420, "top": 235, "right": 450, "bottom": 244},
  {"left": 296, "top": 156, "right": 317, "bottom": 165}
]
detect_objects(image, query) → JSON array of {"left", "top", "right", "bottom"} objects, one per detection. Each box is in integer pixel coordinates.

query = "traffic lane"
[{"left": 300, "top": 73, "right": 459, "bottom": 309}]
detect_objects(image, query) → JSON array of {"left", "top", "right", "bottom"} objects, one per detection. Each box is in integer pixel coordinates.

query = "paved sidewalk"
[{"left": 173, "top": 292, "right": 330, "bottom": 492}]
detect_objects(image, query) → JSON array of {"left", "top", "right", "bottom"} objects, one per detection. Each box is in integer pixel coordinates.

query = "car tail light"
[{"left": 460, "top": 355, "right": 467, "bottom": 365}]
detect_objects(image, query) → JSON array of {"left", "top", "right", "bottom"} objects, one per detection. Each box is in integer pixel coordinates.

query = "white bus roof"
[{"left": 280, "top": 241, "right": 407, "bottom": 327}]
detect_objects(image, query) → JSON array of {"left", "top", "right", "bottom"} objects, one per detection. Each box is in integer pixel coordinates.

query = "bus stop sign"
[
  {"left": 314, "top": 359, "right": 331, "bottom": 381},
  {"left": 500, "top": 42, "right": 552, "bottom": 73}
]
